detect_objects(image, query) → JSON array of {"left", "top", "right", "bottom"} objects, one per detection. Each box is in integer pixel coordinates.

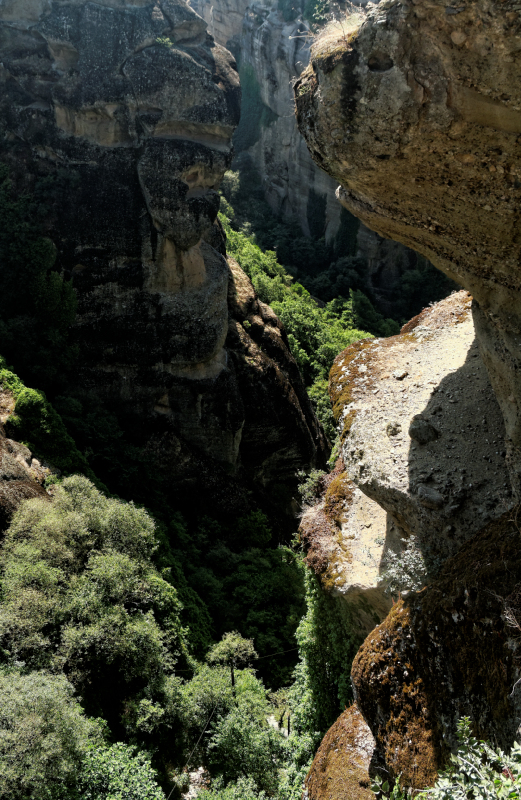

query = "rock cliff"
[
  {"left": 297, "top": 0, "right": 521, "bottom": 793},
  {"left": 295, "top": 0, "right": 521, "bottom": 489},
  {"left": 191, "top": 0, "right": 433, "bottom": 312},
  {"left": 0, "top": 0, "right": 327, "bottom": 512}
]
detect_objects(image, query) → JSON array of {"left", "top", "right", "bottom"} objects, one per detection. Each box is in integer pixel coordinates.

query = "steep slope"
[{"left": 0, "top": 0, "right": 327, "bottom": 512}]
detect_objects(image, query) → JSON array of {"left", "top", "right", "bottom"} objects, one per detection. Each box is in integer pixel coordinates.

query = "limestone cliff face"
[
  {"left": 191, "top": 0, "right": 344, "bottom": 240},
  {"left": 295, "top": 0, "right": 521, "bottom": 489},
  {"left": 0, "top": 0, "right": 327, "bottom": 510}
]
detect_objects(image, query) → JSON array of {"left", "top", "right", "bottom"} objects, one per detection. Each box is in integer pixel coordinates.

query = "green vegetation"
[
  {"left": 373, "top": 717, "right": 521, "bottom": 800},
  {"left": 0, "top": 669, "right": 166, "bottom": 800},
  {"left": 0, "top": 357, "right": 96, "bottom": 480},
  {"left": 221, "top": 165, "right": 455, "bottom": 336},
  {"left": 220, "top": 198, "right": 371, "bottom": 439}
]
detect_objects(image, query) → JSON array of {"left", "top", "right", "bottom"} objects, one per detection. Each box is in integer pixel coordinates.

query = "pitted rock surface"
[
  {"left": 329, "top": 291, "right": 513, "bottom": 571},
  {"left": 295, "top": 0, "right": 521, "bottom": 490},
  {"left": 351, "top": 510, "right": 521, "bottom": 788},
  {"left": 304, "top": 703, "right": 376, "bottom": 800}
]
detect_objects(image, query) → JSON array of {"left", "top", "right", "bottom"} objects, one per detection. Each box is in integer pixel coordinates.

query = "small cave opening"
[{"left": 368, "top": 52, "right": 394, "bottom": 72}]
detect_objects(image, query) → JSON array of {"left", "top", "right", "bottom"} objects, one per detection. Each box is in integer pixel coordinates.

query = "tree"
[
  {"left": 0, "top": 670, "right": 101, "bottom": 800},
  {"left": 207, "top": 633, "right": 257, "bottom": 690},
  {"left": 0, "top": 475, "right": 188, "bottom": 735}
]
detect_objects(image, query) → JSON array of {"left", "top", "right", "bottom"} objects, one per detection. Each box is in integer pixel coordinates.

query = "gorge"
[{"left": 0, "top": 0, "right": 519, "bottom": 798}]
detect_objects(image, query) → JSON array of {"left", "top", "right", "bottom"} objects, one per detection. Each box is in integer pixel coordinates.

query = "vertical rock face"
[
  {"left": 191, "top": 0, "right": 344, "bottom": 240},
  {"left": 0, "top": 0, "right": 327, "bottom": 509},
  {"left": 294, "top": 0, "right": 521, "bottom": 490}
]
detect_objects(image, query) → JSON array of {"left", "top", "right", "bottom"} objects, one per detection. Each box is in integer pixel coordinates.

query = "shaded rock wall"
[{"left": 0, "top": 0, "right": 327, "bottom": 512}]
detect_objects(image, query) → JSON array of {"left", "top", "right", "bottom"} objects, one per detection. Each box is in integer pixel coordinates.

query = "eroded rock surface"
[
  {"left": 300, "top": 460, "right": 394, "bottom": 638},
  {"left": 0, "top": 0, "right": 327, "bottom": 509},
  {"left": 295, "top": 0, "right": 521, "bottom": 489},
  {"left": 329, "top": 291, "right": 513, "bottom": 570},
  {"left": 352, "top": 510, "right": 521, "bottom": 789}
]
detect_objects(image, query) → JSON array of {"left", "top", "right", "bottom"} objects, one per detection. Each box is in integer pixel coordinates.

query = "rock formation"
[
  {"left": 296, "top": 0, "right": 521, "bottom": 792},
  {"left": 191, "top": 0, "right": 433, "bottom": 311},
  {"left": 0, "top": 388, "right": 49, "bottom": 533},
  {"left": 295, "top": 0, "right": 521, "bottom": 489},
  {"left": 0, "top": 0, "right": 327, "bottom": 512}
]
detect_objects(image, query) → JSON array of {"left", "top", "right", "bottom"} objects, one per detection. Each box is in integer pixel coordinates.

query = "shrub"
[
  {"left": 373, "top": 717, "right": 521, "bottom": 800},
  {"left": 0, "top": 670, "right": 101, "bottom": 800},
  {"left": 78, "top": 743, "right": 165, "bottom": 800}
]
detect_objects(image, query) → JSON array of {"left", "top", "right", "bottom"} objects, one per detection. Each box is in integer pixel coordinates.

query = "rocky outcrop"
[
  {"left": 304, "top": 703, "right": 376, "bottom": 800},
  {"left": 296, "top": 0, "right": 521, "bottom": 791},
  {"left": 300, "top": 292, "right": 513, "bottom": 645},
  {"left": 329, "top": 291, "right": 513, "bottom": 570},
  {"left": 0, "top": 389, "right": 49, "bottom": 533},
  {"left": 295, "top": 0, "right": 521, "bottom": 489},
  {"left": 0, "top": 0, "right": 327, "bottom": 512},
  {"left": 351, "top": 509, "right": 521, "bottom": 789}
]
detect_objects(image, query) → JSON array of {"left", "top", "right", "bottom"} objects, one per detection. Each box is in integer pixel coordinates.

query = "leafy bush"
[
  {"left": 297, "top": 469, "right": 326, "bottom": 508},
  {"left": 78, "top": 743, "right": 165, "bottom": 800},
  {"left": 0, "top": 670, "right": 101, "bottom": 800},
  {"left": 373, "top": 717, "right": 521, "bottom": 800},
  {"left": 198, "top": 776, "right": 267, "bottom": 800}
]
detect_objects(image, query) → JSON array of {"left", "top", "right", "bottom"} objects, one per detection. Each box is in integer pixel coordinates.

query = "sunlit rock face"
[
  {"left": 295, "top": 0, "right": 521, "bottom": 492},
  {"left": 0, "top": 0, "right": 327, "bottom": 510}
]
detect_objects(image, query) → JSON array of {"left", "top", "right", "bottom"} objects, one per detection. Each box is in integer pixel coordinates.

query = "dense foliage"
[
  {"left": 373, "top": 718, "right": 521, "bottom": 800},
  {"left": 0, "top": 476, "right": 189, "bottom": 735}
]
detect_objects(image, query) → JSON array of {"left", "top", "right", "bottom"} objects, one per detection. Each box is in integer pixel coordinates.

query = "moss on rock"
[{"left": 351, "top": 509, "right": 521, "bottom": 789}]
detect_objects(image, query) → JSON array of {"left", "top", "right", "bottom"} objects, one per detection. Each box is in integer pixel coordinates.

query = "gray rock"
[
  {"left": 409, "top": 416, "right": 439, "bottom": 445},
  {"left": 417, "top": 484, "right": 444, "bottom": 509}
]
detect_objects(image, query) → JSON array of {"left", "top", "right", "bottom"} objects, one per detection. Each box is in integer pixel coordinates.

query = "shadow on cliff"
[{"left": 392, "top": 333, "right": 512, "bottom": 576}]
